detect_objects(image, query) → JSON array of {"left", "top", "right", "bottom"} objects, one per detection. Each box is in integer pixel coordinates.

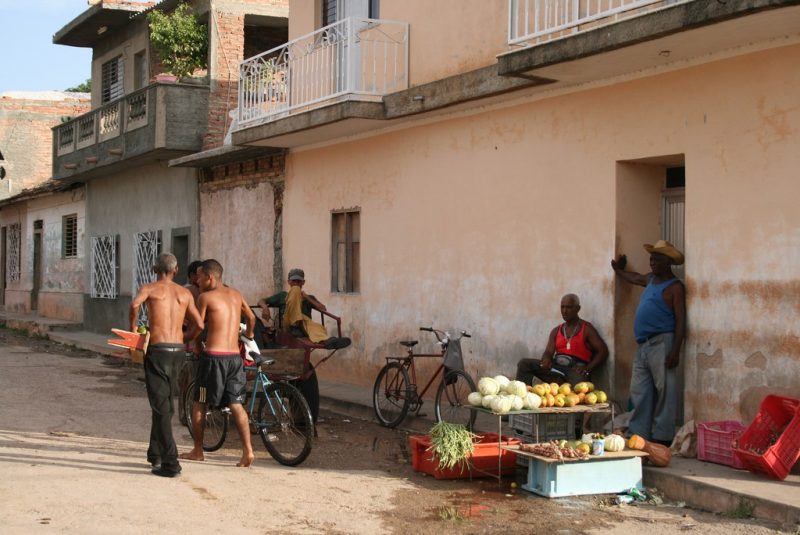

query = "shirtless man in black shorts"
[
  {"left": 130, "top": 252, "right": 203, "bottom": 477},
  {"left": 181, "top": 259, "right": 256, "bottom": 467}
]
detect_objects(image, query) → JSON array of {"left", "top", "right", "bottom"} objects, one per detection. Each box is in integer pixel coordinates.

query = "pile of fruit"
[
  {"left": 468, "top": 375, "right": 609, "bottom": 414},
  {"left": 528, "top": 381, "right": 608, "bottom": 408}
]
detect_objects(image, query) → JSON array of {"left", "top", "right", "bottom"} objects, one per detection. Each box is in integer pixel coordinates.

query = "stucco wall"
[
  {"left": 199, "top": 154, "right": 284, "bottom": 303},
  {"left": 26, "top": 189, "right": 87, "bottom": 321},
  {"left": 281, "top": 43, "right": 800, "bottom": 424},
  {"left": 288, "top": 0, "right": 507, "bottom": 87},
  {"left": 84, "top": 163, "right": 198, "bottom": 333}
]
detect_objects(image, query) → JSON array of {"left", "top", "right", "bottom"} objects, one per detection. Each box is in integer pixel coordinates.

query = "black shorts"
[{"left": 194, "top": 351, "right": 246, "bottom": 408}]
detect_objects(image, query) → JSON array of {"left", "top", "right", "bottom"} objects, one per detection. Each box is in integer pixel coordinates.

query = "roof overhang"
[
  {"left": 497, "top": 0, "right": 800, "bottom": 83},
  {"left": 169, "top": 145, "right": 283, "bottom": 168},
  {"left": 53, "top": 2, "right": 154, "bottom": 48}
]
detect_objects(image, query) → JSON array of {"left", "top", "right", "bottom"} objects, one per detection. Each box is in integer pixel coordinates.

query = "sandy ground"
[{"left": 0, "top": 327, "right": 792, "bottom": 534}]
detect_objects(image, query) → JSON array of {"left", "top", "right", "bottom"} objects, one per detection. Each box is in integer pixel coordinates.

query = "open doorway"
[
  {"left": 171, "top": 228, "right": 190, "bottom": 286},
  {"left": 614, "top": 155, "right": 686, "bottom": 424}
]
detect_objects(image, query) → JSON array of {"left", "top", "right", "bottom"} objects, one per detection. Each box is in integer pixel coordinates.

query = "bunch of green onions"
[{"left": 427, "top": 422, "right": 477, "bottom": 472}]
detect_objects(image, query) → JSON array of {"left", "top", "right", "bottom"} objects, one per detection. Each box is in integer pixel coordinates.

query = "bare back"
[
  {"left": 137, "top": 281, "right": 195, "bottom": 345},
  {"left": 199, "top": 285, "right": 247, "bottom": 353}
]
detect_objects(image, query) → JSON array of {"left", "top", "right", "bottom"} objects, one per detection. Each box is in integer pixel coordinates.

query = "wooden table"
[
  {"left": 502, "top": 445, "right": 648, "bottom": 497},
  {"left": 469, "top": 404, "right": 614, "bottom": 482}
]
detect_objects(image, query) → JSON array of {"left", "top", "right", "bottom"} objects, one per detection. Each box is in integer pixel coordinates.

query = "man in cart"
[
  {"left": 257, "top": 268, "right": 350, "bottom": 350},
  {"left": 516, "top": 293, "right": 609, "bottom": 386}
]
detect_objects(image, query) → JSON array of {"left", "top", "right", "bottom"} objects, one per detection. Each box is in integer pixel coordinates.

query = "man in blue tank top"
[{"left": 612, "top": 240, "right": 686, "bottom": 446}]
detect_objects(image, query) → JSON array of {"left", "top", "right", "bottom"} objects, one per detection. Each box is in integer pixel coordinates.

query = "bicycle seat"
[
  {"left": 253, "top": 354, "right": 275, "bottom": 367},
  {"left": 399, "top": 340, "right": 418, "bottom": 348}
]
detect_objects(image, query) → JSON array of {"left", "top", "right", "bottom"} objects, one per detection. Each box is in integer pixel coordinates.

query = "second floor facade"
[
  {"left": 52, "top": 0, "right": 289, "bottom": 182},
  {"left": 232, "top": 0, "right": 800, "bottom": 146}
]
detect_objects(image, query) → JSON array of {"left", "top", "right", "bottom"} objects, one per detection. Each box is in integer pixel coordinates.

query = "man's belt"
[
  {"left": 636, "top": 332, "right": 669, "bottom": 344},
  {"left": 552, "top": 353, "right": 589, "bottom": 368}
]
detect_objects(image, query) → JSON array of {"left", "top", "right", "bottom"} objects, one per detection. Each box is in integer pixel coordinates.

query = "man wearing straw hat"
[{"left": 612, "top": 240, "right": 686, "bottom": 446}]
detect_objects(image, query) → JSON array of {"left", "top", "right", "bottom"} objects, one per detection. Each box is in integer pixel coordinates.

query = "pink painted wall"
[{"left": 280, "top": 42, "right": 800, "bottom": 424}]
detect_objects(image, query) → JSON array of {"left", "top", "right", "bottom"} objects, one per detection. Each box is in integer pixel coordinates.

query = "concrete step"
[{"left": 644, "top": 457, "right": 800, "bottom": 527}]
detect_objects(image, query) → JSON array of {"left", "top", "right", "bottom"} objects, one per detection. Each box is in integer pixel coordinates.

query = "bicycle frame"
[
  {"left": 245, "top": 365, "right": 285, "bottom": 425},
  {"left": 391, "top": 351, "right": 445, "bottom": 404}
]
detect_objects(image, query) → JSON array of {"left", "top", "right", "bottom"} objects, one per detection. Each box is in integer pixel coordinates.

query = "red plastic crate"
[
  {"left": 697, "top": 421, "right": 746, "bottom": 469},
  {"left": 409, "top": 432, "right": 521, "bottom": 479},
  {"left": 733, "top": 395, "right": 800, "bottom": 480}
]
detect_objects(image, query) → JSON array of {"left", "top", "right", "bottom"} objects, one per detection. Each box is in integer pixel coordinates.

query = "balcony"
[
  {"left": 53, "top": 82, "right": 209, "bottom": 181},
  {"left": 500, "top": 0, "right": 800, "bottom": 83},
  {"left": 233, "top": 17, "right": 408, "bottom": 145}
]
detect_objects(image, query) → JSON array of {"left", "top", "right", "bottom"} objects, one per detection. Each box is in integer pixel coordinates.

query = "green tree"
[
  {"left": 148, "top": 3, "right": 208, "bottom": 79},
  {"left": 65, "top": 79, "right": 91, "bottom": 93}
]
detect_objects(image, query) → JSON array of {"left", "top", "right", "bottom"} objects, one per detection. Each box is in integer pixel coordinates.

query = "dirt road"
[{"left": 0, "top": 328, "right": 788, "bottom": 534}]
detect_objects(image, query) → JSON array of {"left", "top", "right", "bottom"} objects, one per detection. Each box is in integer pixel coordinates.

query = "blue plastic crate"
[{"left": 518, "top": 451, "right": 646, "bottom": 498}]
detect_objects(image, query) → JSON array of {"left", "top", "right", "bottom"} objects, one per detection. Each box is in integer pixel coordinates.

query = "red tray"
[
  {"left": 733, "top": 395, "right": 800, "bottom": 480},
  {"left": 409, "top": 432, "right": 520, "bottom": 480}
]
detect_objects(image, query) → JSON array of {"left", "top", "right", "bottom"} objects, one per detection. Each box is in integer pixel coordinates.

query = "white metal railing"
[
  {"left": 90, "top": 234, "right": 118, "bottom": 299},
  {"left": 6, "top": 223, "right": 21, "bottom": 283},
  {"left": 238, "top": 17, "right": 409, "bottom": 128},
  {"left": 132, "top": 230, "right": 160, "bottom": 323},
  {"left": 508, "top": 0, "right": 690, "bottom": 45}
]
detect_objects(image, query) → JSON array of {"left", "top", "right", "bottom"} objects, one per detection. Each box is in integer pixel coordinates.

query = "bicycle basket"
[{"left": 443, "top": 339, "right": 465, "bottom": 380}]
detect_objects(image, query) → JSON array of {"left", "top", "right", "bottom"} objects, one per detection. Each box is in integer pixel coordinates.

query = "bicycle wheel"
[
  {"left": 257, "top": 382, "right": 314, "bottom": 466},
  {"left": 184, "top": 380, "right": 228, "bottom": 452},
  {"left": 435, "top": 369, "right": 477, "bottom": 429},
  {"left": 372, "top": 362, "right": 411, "bottom": 428}
]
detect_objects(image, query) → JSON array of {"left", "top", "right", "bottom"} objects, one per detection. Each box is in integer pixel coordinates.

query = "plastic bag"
[{"left": 671, "top": 420, "right": 697, "bottom": 458}]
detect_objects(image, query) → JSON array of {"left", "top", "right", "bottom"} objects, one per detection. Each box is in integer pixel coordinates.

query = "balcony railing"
[
  {"left": 56, "top": 86, "right": 151, "bottom": 156},
  {"left": 508, "top": 0, "right": 690, "bottom": 45},
  {"left": 238, "top": 17, "right": 409, "bottom": 128}
]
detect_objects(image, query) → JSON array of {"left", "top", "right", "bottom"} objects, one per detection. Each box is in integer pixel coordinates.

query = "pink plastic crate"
[
  {"left": 697, "top": 421, "right": 746, "bottom": 469},
  {"left": 733, "top": 395, "right": 800, "bottom": 480}
]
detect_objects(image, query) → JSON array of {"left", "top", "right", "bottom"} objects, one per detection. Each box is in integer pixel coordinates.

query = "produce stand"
[
  {"left": 469, "top": 404, "right": 613, "bottom": 482},
  {"left": 502, "top": 445, "right": 648, "bottom": 497}
]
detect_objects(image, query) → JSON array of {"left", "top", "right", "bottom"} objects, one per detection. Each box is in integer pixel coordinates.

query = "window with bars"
[
  {"left": 133, "top": 230, "right": 162, "bottom": 324},
  {"left": 91, "top": 235, "right": 118, "bottom": 298},
  {"left": 6, "top": 223, "right": 21, "bottom": 283},
  {"left": 101, "top": 56, "right": 124, "bottom": 104},
  {"left": 331, "top": 209, "right": 360, "bottom": 293},
  {"left": 62, "top": 214, "right": 78, "bottom": 258}
]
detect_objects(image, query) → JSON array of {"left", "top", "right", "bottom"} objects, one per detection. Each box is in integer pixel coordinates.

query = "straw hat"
[{"left": 643, "top": 240, "right": 684, "bottom": 265}]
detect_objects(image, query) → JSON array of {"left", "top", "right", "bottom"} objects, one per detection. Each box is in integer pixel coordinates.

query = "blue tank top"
[{"left": 634, "top": 276, "right": 681, "bottom": 342}]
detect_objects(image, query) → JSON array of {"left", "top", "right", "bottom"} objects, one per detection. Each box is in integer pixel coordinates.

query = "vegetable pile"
[
  {"left": 469, "top": 375, "right": 610, "bottom": 414},
  {"left": 426, "top": 421, "right": 477, "bottom": 472}
]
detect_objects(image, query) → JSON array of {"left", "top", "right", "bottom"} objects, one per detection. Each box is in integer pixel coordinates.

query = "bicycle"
[
  {"left": 183, "top": 352, "right": 314, "bottom": 466},
  {"left": 372, "top": 327, "right": 477, "bottom": 429}
]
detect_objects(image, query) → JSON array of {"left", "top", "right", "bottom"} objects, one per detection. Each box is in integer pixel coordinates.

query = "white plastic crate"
[{"left": 509, "top": 412, "right": 577, "bottom": 441}]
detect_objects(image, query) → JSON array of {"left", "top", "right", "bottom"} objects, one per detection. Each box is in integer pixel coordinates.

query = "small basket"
[
  {"left": 697, "top": 420, "right": 746, "bottom": 469},
  {"left": 733, "top": 395, "right": 800, "bottom": 480}
]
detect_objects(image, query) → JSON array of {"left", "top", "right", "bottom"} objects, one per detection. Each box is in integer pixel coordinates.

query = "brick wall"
[
  {"left": 0, "top": 95, "right": 90, "bottom": 197},
  {"left": 205, "top": 11, "right": 245, "bottom": 150},
  {"left": 199, "top": 153, "right": 285, "bottom": 192}
]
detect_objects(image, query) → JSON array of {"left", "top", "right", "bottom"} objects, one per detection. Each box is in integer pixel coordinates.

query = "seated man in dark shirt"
[
  {"left": 516, "top": 293, "right": 608, "bottom": 386},
  {"left": 257, "top": 268, "right": 349, "bottom": 349}
]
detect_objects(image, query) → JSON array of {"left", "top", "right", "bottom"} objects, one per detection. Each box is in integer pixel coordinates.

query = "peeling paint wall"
[
  {"left": 280, "top": 43, "right": 800, "bottom": 423},
  {"left": 198, "top": 154, "right": 284, "bottom": 303},
  {"left": 0, "top": 188, "right": 86, "bottom": 320}
]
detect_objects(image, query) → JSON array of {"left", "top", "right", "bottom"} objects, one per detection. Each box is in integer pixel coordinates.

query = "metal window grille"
[
  {"left": 331, "top": 209, "right": 360, "bottom": 293},
  {"left": 62, "top": 214, "right": 78, "bottom": 258},
  {"left": 133, "top": 230, "right": 162, "bottom": 324},
  {"left": 101, "top": 56, "right": 124, "bottom": 104},
  {"left": 91, "top": 235, "right": 118, "bottom": 298},
  {"left": 6, "top": 223, "right": 21, "bottom": 283}
]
